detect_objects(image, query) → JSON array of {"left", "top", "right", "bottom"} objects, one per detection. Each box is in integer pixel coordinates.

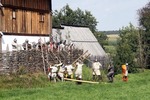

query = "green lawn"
[{"left": 0, "top": 70, "right": 150, "bottom": 100}]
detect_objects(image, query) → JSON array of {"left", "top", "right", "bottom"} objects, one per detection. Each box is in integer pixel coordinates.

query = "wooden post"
[{"left": 40, "top": 38, "right": 46, "bottom": 74}]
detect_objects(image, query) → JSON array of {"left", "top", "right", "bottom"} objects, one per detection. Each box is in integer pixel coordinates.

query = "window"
[
  {"left": 39, "top": 13, "right": 44, "bottom": 22},
  {"left": 12, "top": 10, "right": 16, "bottom": 19}
]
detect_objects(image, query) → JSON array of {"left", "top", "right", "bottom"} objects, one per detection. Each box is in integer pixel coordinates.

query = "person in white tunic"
[
  {"left": 75, "top": 61, "right": 83, "bottom": 80},
  {"left": 57, "top": 63, "right": 65, "bottom": 81},
  {"left": 48, "top": 65, "right": 58, "bottom": 82},
  {"left": 75, "top": 60, "right": 84, "bottom": 84},
  {"left": 64, "top": 62, "right": 74, "bottom": 79},
  {"left": 92, "top": 59, "right": 102, "bottom": 81}
]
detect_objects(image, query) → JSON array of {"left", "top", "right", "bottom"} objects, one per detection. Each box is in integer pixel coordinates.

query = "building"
[
  {"left": 52, "top": 25, "right": 107, "bottom": 62},
  {"left": 0, "top": 0, "right": 52, "bottom": 51}
]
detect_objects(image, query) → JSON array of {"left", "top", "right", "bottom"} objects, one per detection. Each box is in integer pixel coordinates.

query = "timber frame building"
[{"left": 0, "top": 0, "right": 52, "bottom": 51}]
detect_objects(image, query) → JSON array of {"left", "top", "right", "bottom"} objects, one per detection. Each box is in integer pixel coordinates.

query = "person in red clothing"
[{"left": 122, "top": 63, "right": 129, "bottom": 82}]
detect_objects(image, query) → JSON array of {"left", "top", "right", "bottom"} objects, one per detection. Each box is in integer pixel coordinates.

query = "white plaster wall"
[{"left": 2, "top": 35, "right": 49, "bottom": 51}]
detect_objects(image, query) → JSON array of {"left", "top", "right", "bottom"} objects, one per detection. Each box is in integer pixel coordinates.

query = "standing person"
[
  {"left": 75, "top": 60, "right": 84, "bottom": 84},
  {"left": 48, "top": 64, "right": 58, "bottom": 82},
  {"left": 22, "top": 39, "right": 31, "bottom": 50},
  {"left": 57, "top": 63, "right": 65, "bottom": 82},
  {"left": 92, "top": 59, "right": 102, "bottom": 81},
  {"left": 107, "top": 63, "right": 114, "bottom": 83},
  {"left": 122, "top": 63, "right": 129, "bottom": 82},
  {"left": 64, "top": 61, "right": 74, "bottom": 79},
  {"left": 12, "top": 38, "right": 18, "bottom": 51}
]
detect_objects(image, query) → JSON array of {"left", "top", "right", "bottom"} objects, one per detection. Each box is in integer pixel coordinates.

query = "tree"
[
  {"left": 113, "top": 24, "right": 139, "bottom": 74},
  {"left": 138, "top": 2, "right": 150, "bottom": 68},
  {"left": 93, "top": 32, "right": 108, "bottom": 49},
  {"left": 52, "top": 4, "right": 98, "bottom": 33}
]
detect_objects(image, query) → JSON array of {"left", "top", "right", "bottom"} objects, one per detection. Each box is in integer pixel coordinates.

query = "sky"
[{"left": 52, "top": 0, "right": 149, "bottom": 31}]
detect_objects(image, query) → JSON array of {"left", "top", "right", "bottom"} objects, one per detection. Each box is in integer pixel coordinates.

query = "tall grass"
[
  {"left": 0, "top": 72, "right": 50, "bottom": 89},
  {"left": 0, "top": 70, "right": 150, "bottom": 100}
]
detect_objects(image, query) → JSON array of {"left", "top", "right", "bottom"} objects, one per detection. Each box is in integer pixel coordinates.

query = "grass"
[
  {"left": 0, "top": 69, "right": 150, "bottom": 100},
  {"left": 105, "top": 34, "right": 119, "bottom": 55},
  {"left": 107, "top": 34, "right": 119, "bottom": 46}
]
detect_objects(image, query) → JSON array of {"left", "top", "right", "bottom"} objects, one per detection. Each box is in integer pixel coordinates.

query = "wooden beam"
[
  {"left": 64, "top": 78, "right": 99, "bottom": 84},
  {"left": 72, "top": 50, "right": 88, "bottom": 65}
]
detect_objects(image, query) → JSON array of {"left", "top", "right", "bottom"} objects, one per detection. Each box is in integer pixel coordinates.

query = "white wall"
[{"left": 2, "top": 35, "right": 49, "bottom": 51}]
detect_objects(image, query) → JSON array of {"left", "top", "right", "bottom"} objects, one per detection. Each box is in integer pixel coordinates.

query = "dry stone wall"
[{"left": 0, "top": 49, "right": 83, "bottom": 75}]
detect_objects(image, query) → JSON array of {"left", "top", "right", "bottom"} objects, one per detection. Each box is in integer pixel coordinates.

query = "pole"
[
  {"left": 41, "top": 38, "right": 46, "bottom": 74},
  {"left": 64, "top": 78, "right": 99, "bottom": 84}
]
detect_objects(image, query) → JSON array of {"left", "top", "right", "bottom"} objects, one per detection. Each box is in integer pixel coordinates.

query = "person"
[
  {"left": 37, "top": 38, "right": 43, "bottom": 50},
  {"left": 12, "top": 38, "right": 18, "bottom": 51},
  {"left": 122, "top": 63, "right": 129, "bottom": 82},
  {"left": 107, "top": 63, "right": 114, "bottom": 83},
  {"left": 48, "top": 64, "right": 58, "bottom": 82},
  {"left": 57, "top": 63, "right": 65, "bottom": 81},
  {"left": 75, "top": 60, "right": 84, "bottom": 84},
  {"left": 64, "top": 61, "right": 74, "bottom": 79},
  {"left": 22, "top": 39, "right": 31, "bottom": 50},
  {"left": 31, "top": 42, "right": 37, "bottom": 49},
  {"left": 59, "top": 41, "right": 65, "bottom": 51},
  {"left": 48, "top": 42, "right": 54, "bottom": 52},
  {"left": 92, "top": 58, "right": 102, "bottom": 81}
]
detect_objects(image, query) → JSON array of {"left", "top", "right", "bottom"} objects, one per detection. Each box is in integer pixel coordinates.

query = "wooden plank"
[
  {"left": 45, "top": 13, "right": 49, "bottom": 34},
  {"left": 35, "top": 12, "right": 38, "bottom": 34},
  {"left": 49, "top": 12, "right": 52, "bottom": 34},
  {"left": 1, "top": 8, "right": 5, "bottom": 32},
  {"left": 48, "top": 12, "right": 51, "bottom": 34},
  {"left": 37, "top": 12, "right": 40, "bottom": 34},
  {"left": 12, "top": 10, "right": 18, "bottom": 33},
  {"left": 43, "top": 13, "right": 47, "bottom": 34},
  {"left": 72, "top": 50, "right": 88, "bottom": 65},
  {"left": 0, "top": 8, "right": 2, "bottom": 31},
  {"left": 12, "top": 18, "right": 17, "bottom": 33},
  {"left": 64, "top": 78, "right": 99, "bottom": 84},
  {"left": 4, "top": 8, "right": 8, "bottom": 32},
  {"left": 31, "top": 12, "right": 36, "bottom": 34},
  {"left": 8, "top": 9, "right": 12, "bottom": 33},
  {"left": 17, "top": 10, "right": 22, "bottom": 33},
  {"left": 39, "top": 14, "right": 42, "bottom": 34},
  {"left": 5, "top": 8, "right": 12, "bottom": 32},
  {"left": 22, "top": 10, "right": 26, "bottom": 33},
  {"left": 26, "top": 11, "right": 32, "bottom": 34}
]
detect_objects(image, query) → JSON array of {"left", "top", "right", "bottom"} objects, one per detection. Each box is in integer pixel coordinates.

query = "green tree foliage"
[
  {"left": 52, "top": 4, "right": 98, "bottom": 33},
  {"left": 113, "top": 24, "right": 139, "bottom": 74},
  {"left": 93, "top": 32, "right": 108, "bottom": 49},
  {"left": 138, "top": 2, "right": 150, "bottom": 68}
]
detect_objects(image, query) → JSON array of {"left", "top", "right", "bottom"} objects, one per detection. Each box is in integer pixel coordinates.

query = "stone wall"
[{"left": 0, "top": 49, "right": 83, "bottom": 74}]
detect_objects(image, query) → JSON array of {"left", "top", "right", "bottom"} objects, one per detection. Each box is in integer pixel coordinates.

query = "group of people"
[
  {"left": 47, "top": 60, "right": 83, "bottom": 83},
  {"left": 12, "top": 39, "right": 128, "bottom": 83},
  {"left": 12, "top": 38, "right": 38, "bottom": 51},
  {"left": 11, "top": 38, "right": 74, "bottom": 53},
  {"left": 47, "top": 58, "right": 117, "bottom": 83}
]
